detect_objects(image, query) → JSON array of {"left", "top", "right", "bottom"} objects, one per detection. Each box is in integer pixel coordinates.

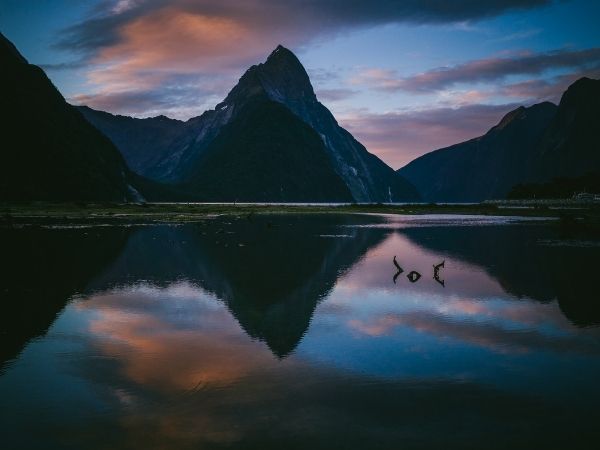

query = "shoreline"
[{"left": 2, "top": 202, "right": 600, "bottom": 227}]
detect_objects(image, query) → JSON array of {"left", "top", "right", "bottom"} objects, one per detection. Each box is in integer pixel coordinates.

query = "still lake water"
[{"left": 1, "top": 213, "right": 600, "bottom": 449}]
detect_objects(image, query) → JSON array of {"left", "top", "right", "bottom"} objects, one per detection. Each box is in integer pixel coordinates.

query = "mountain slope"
[
  {"left": 398, "top": 102, "right": 558, "bottom": 202},
  {"left": 398, "top": 77, "right": 600, "bottom": 202},
  {"left": 77, "top": 106, "right": 187, "bottom": 178},
  {"left": 86, "top": 215, "right": 388, "bottom": 357},
  {"left": 0, "top": 32, "right": 141, "bottom": 201},
  {"left": 229, "top": 45, "right": 419, "bottom": 202},
  {"left": 527, "top": 77, "right": 600, "bottom": 182},
  {"left": 181, "top": 97, "right": 353, "bottom": 201},
  {"left": 81, "top": 45, "right": 420, "bottom": 202}
]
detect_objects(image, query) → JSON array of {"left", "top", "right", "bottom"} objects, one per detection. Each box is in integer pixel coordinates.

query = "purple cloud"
[
  {"left": 340, "top": 103, "right": 520, "bottom": 168},
  {"left": 355, "top": 47, "right": 600, "bottom": 93}
]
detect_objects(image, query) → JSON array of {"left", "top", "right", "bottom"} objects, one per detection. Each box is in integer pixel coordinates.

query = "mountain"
[
  {"left": 77, "top": 106, "right": 187, "bottom": 178},
  {"left": 398, "top": 102, "right": 558, "bottom": 202},
  {"left": 1, "top": 226, "right": 130, "bottom": 371},
  {"left": 400, "top": 224, "right": 600, "bottom": 326},
  {"left": 179, "top": 97, "right": 354, "bottom": 202},
  {"left": 528, "top": 77, "right": 600, "bottom": 182},
  {"left": 0, "top": 32, "right": 143, "bottom": 202},
  {"left": 86, "top": 215, "right": 388, "bottom": 357},
  {"left": 398, "top": 77, "right": 600, "bottom": 202},
  {"left": 81, "top": 45, "right": 420, "bottom": 203}
]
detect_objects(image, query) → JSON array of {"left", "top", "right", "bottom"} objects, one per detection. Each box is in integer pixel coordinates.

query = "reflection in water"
[
  {"left": 433, "top": 260, "right": 445, "bottom": 286},
  {"left": 406, "top": 270, "right": 422, "bottom": 282},
  {"left": 392, "top": 255, "right": 403, "bottom": 284},
  {"left": 1, "top": 214, "right": 600, "bottom": 449},
  {"left": 400, "top": 224, "right": 600, "bottom": 326},
  {"left": 87, "top": 214, "right": 388, "bottom": 356},
  {"left": 0, "top": 226, "right": 130, "bottom": 371}
]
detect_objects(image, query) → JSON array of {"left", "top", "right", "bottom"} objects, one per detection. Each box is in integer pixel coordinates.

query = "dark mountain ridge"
[
  {"left": 77, "top": 106, "right": 187, "bottom": 178},
  {"left": 179, "top": 97, "right": 354, "bottom": 202},
  {"left": 0, "top": 32, "right": 143, "bottom": 202},
  {"left": 86, "top": 215, "right": 388, "bottom": 357},
  {"left": 80, "top": 45, "right": 420, "bottom": 203},
  {"left": 398, "top": 102, "right": 558, "bottom": 202},
  {"left": 529, "top": 77, "right": 600, "bottom": 182},
  {"left": 398, "top": 77, "right": 600, "bottom": 202}
]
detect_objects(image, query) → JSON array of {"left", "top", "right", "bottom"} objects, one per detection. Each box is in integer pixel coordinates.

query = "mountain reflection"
[
  {"left": 2, "top": 215, "right": 600, "bottom": 449},
  {"left": 399, "top": 224, "right": 600, "bottom": 326},
  {"left": 3, "top": 215, "right": 599, "bottom": 370},
  {"left": 87, "top": 214, "right": 389, "bottom": 356},
  {"left": 0, "top": 226, "right": 130, "bottom": 371}
]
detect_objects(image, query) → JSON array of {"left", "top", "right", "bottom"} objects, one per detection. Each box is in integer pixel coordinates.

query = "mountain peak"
[
  {"left": 263, "top": 45, "right": 307, "bottom": 79},
  {"left": 220, "top": 44, "right": 316, "bottom": 109},
  {"left": 266, "top": 44, "right": 296, "bottom": 62}
]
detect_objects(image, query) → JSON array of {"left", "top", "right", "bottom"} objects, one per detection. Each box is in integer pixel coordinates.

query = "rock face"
[
  {"left": 0, "top": 33, "right": 142, "bottom": 202},
  {"left": 77, "top": 106, "right": 187, "bottom": 179},
  {"left": 82, "top": 45, "right": 420, "bottom": 202},
  {"left": 179, "top": 98, "right": 354, "bottom": 202},
  {"left": 204, "top": 46, "right": 419, "bottom": 202},
  {"left": 398, "top": 77, "right": 600, "bottom": 202}
]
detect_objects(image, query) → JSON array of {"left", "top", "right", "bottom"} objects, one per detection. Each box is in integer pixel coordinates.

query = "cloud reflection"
[
  {"left": 78, "top": 283, "right": 281, "bottom": 392},
  {"left": 3, "top": 217, "right": 600, "bottom": 449}
]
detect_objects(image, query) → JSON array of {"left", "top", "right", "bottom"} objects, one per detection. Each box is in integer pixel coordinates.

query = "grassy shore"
[{"left": 2, "top": 201, "right": 600, "bottom": 227}]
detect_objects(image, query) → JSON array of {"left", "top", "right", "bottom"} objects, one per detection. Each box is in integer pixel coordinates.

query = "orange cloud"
[
  {"left": 88, "top": 8, "right": 269, "bottom": 91},
  {"left": 81, "top": 288, "right": 280, "bottom": 392}
]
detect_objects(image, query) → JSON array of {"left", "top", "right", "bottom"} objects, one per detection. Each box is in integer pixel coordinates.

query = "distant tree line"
[{"left": 507, "top": 171, "right": 600, "bottom": 199}]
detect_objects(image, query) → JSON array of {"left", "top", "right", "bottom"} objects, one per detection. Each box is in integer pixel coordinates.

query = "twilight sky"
[{"left": 1, "top": 0, "right": 599, "bottom": 168}]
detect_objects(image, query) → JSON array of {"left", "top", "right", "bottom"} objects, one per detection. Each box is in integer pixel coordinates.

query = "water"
[{"left": 1, "top": 213, "right": 599, "bottom": 449}]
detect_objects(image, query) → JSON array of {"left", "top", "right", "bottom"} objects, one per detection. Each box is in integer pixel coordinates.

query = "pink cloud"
[
  {"left": 355, "top": 47, "right": 600, "bottom": 93},
  {"left": 339, "top": 103, "right": 519, "bottom": 169}
]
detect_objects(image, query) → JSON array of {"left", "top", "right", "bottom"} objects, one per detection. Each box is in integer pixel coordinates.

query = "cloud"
[
  {"left": 354, "top": 47, "right": 600, "bottom": 93},
  {"left": 69, "top": 72, "right": 231, "bottom": 118},
  {"left": 315, "top": 88, "right": 358, "bottom": 102},
  {"left": 66, "top": 280, "right": 570, "bottom": 449},
  {"left": 501, "top": 68, "right": 600, "bottom": 101},
  {"left": 71, "top": 88, "right": 212, "bottom": 118},
  {"left": 52, "top": 0, "right": 555, "bottom": 116},
  {"left": 59, "top": 0, "right": 555, "bottom": 56},
  {"left": 38, "top": 59, "right": 87, "bottom": 71},
  {"left": 487, "top": 27, "right": 542, "bottom": 43},
  {"left": 307, "top": 68, "right": 343, "bottom": 84},
  {"left": 349, "top": 311, "right": 600, "bottom": 355},
  {"left": 340, "top": 103, "right": 519, "bottom": 168}
]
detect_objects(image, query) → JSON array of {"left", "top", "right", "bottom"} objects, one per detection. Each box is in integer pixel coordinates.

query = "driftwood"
[
  {"left": 392, "top": 257, "right": 445, "bottom": 286},
  {"left": 433, "top": 260, "right": 445, "bottom": 287},
  {"left": 407, "top": 271, "right": 422, "bottom": 282},
  {"left": 393, "top": 256, "right": 404, "bottom": 284}
]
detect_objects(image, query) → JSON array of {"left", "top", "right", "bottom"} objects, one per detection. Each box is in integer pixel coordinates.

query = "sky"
[{"left": 1, "top": 0, "right": 599, "bottom": 168}]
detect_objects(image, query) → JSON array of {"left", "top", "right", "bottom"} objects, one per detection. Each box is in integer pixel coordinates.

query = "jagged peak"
[
  {"left": 219, "top": 44, "right": 316, "bottom": 109},
  {"left": 266, "top": 44, "right": 297, "bottom": 62},
  {"left": 262, "top": 44, "right": 308, "bottom": 80}
]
